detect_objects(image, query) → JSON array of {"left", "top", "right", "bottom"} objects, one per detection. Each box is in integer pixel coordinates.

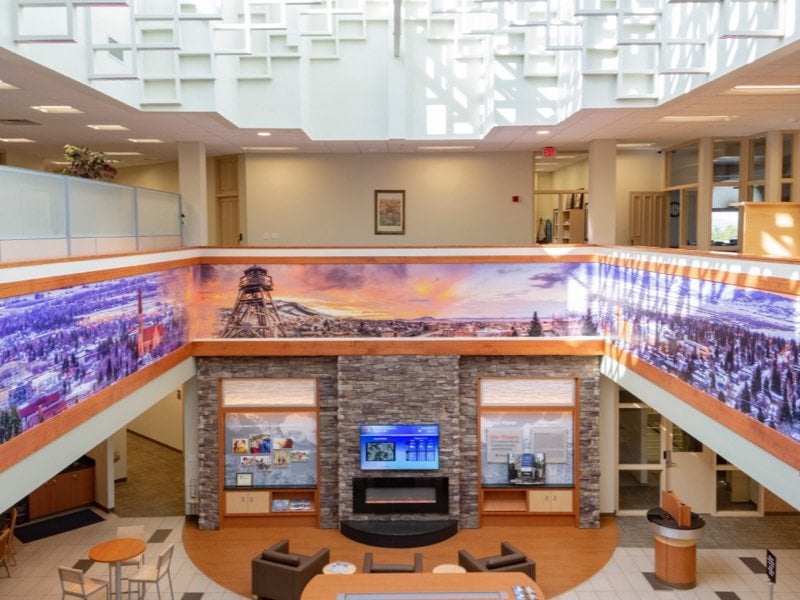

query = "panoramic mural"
[
  {"left": 0, "top": 269, "right": 190, "bottom": 440},
  {"left": 1, "top": 257, "right": 798, "bottom": 450},
  {"left": 596, "top": 264, "right": 800, "bottom": 444},
  {"left": 192, "top": 262, "right": 598, "bottom": 339}
]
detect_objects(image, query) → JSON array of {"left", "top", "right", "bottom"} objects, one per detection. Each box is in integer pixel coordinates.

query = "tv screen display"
[{"left": 360, "top": 424, "right": 439, "bottom": 471}]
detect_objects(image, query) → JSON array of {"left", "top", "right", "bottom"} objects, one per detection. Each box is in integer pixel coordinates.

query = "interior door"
[{"left": 665, "top": 422, "right": 714, "bottom": 513}]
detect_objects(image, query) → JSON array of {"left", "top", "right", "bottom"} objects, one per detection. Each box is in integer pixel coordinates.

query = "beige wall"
[
  {"left": 127, "top": 389, "right": 183, "bottom": 452},
  {"left": 615, "top": 150, "right": 665, "bottom": 245},
  {"left": 114, "top": 160, "right": 180, "bottom": 193},
  {"left": 243, "top": 152, "right": 535, "bottom": 246}
]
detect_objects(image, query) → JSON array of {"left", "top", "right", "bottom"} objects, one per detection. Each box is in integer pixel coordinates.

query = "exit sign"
[{"left": 542, "top": 146, "right": 557, "bottom": 158}]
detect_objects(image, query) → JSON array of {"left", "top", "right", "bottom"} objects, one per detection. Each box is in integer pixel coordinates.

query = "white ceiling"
[{"left": 2, "top": 40, "right": 800, "bottom": 170}]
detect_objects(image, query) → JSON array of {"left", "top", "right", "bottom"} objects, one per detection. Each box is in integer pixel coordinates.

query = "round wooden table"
[
  {"left": 432, "top": 563, "right": 467, "bottom": 573},
  {"left": 323, "top": 561, "right": 356, "bottom": 575},
  {"left": 89, "top": 537, "right": 147, "bottom": 600}
]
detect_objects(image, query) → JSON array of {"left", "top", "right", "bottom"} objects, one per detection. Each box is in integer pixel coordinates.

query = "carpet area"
[{"left": 14, "top": 508, "right": 104, "bottom": 543}]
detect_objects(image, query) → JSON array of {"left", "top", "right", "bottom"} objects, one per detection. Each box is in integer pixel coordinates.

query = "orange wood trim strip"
[
  {"left": 0, "top": 257, "right": 200, "bottom": 300},
  {"left": 199, "top": 254, "right": 595, "bottom": 265},
  {"left": 0, "top": 345, "right": 192, "bottom": 473},
  {"left": 609, "top": 345, "right": 800, "bottom": 470},
  {"left": 190, "top": 338, "right": 607, "bottom": 357}
]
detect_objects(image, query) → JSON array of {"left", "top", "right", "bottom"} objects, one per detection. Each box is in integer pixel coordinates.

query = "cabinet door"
[
  {"left": 550, "top": 490, "right": 573, "bottom": 512},
  {"left": 225, "top": 491, "right": 250, "bottom": 514},
  {"left": 50, "top": 475, "right": 74, "bottom": 515},
  {"left": 527, "top": 490, "right": 550, "bottom": 512},
  {"left": 28, "top": 480, "right": 54, "bottom": 519},
  {"left": 70, "top": 468, "right": 95, "bottom": 507},
  {"left": 248, "top": 491, "right": 271, "bottom": 513}
]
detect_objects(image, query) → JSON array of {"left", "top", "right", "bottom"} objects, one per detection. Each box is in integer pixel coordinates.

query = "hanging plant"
[{"left": 61, "top": 144, "right": 118, "bottom": 181}]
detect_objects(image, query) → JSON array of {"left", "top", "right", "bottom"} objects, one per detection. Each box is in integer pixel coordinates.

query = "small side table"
[
  {"left": 432, "top": 564, "right": 466, "bottom": 573},
  {"left": 323, "top": 561, "right": 356, "bottom": 575}
]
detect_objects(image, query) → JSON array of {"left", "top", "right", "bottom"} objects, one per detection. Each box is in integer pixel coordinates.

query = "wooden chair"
[
  {"left": 126, "top": 543, "right": 174, "bottom": 599},
  {"left": 362, "top": 552, "right": 423, "bottom": 573},
  {"left": 0, "top": 529, "right": 11, "bottom": 577},
  {"left": 57, "top": 566, "right": 109, "bottom": 599},
  {"left": 5, "top": 508, "right": 16, "bottom": 566},
  {"left": 110, "top": 525, "right": 145, "bottom": 593}
]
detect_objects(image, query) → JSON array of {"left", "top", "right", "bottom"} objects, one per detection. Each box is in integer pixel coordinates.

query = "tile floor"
[
  {"left": 2, "top": 437, "right": 797, "bottom": 599},
  {"left": 1, "top": 510, "right": 798, "bottom": 600}
]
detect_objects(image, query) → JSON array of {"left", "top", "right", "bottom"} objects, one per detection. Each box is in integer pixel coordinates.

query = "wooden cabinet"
[
  {"left": 527, "top": 488, "right": 573, "bottom": 513},
  {"left": 480, "top": 487, "right": 574, "bottom": 525},
  {"left": 553, "top": 208, "right": 586, "bottom": 243},
  {"left": 28, "top": 465, "right": 95, "bottom": 520},
  {"left": 741, "top": 202, "right": 800, "bottom": 257},
  {"left": 223, "top": 488, "right": 317, "bottom": 516}
]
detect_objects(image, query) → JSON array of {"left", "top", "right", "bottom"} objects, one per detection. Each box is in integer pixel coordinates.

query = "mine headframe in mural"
[{"left": 221, "top": 265, "right": 286, "bottom": 338}]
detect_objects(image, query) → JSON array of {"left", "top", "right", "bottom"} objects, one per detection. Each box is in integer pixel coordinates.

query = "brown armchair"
[
  {"left": 252, "top": 539, "right": 330, "bottom": 600},
  {"left": 363, "top": 552, "right": 423, "bottom": 573},
  {"left": 458, "top": 541, "right": 536, "bottom": 580}
]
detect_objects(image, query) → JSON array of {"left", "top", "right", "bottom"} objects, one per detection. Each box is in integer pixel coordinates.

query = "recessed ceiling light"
[
  {"left": 0, "top": 137, "right": 34, "bottom": 142},
  {"left": 50, "top": 161, "right": 70, "bottom": 165},
  {"left": 31, "top": 105, "right": 83, "bottom": 114},
  {"left": 729, "top": 84, "right": 800, "bottom": 94},
  {"left": 658, "top": 115, "right": 734, "bottom": 123},
  {"left": 617, "top": 142, "right": 655, "bottom": 148},
  {"left": 536, "top": 162, "right": 558, "bottom": 166},
  {"left": 536, "top": 130, "right": 550, "bottom": 135},
  {"left": 241, "top": 146, "right": 299, "bottom": 151},
  {"left": 257, "top": 132, "right": 272, "bottom": 137},
  {"left": 0, "top": 80, "right": 18, "bottom": 90},
  {"left": 87, "top": 124, "right": 129, "bottom": 131},
  {"left": 128, "top": 138, "right": 164, "bottom": 143},
  {"left": 103, "top": 151, "right": 142, "bottom": 156},
  {"left": 417, "top": 145, "right": 475, "bottom": 151}
]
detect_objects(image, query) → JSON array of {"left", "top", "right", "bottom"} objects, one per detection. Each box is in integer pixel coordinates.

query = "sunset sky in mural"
[{"left": 194, "top": 262, "right": 593, "bottom": 334}]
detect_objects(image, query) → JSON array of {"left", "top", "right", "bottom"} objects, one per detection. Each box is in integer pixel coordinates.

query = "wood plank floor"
[{"left": 183, "top": 517, "right": 618, "bottom": 599}]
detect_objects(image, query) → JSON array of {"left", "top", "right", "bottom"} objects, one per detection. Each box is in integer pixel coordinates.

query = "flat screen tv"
[{"left": 359, "top": 424, "right": 439, "bottom": 471}]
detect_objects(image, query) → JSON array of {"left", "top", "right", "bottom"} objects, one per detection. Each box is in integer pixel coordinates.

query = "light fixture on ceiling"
[
  {"left": 617, "top": 142, "right": 655, "bottom": 148},
  {"left": 535, "top": 162, "right": 558, "bottom": 166},
  {"left": 31, "top": 105, "right": 83, "bottom": 114},
  {"left": 128, "top": 138, "right": 164, "bottom": 143},
  {"left": 0, "top": 137, "right": 34, "bottom": 142},
  {"left": 241, "top": 146, "right": 299, "bottom": 151},
  {"left": 658, "top": 115, "right": 735, "bottom": 123},
  {"left": 536, "top": 130, "right": 550, "bottom": 135},
  {"left": 103, "top": 151, "right": 143, "bottom": 156},
  {"left": 0, "top": 80, "right": 19, "bottom": 90},
  {"left": 257, "top": 132, "right": 272, "bottom": 137},
  {"left": 729, "top": 84, "right": 800, "bottom": 94},
  {"left": 87, "top": 124, "right": 129, "bottom": 131},
  {"left": 417, "top": 145, "right": 475, "bottom": 151}
]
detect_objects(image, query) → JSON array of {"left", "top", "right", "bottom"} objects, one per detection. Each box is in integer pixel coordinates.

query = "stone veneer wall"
[
  {"left": 195, "top": 353, "right": 600, "bottom": 530},
  {"left": 337, "top": 355, "right": 461, "bottom": 524},
  {"left": 458, "top": 356, "right": 601, "bottom": 529},
  {"left": 195, "top": 356, "right": 339, "bottom": 530}
]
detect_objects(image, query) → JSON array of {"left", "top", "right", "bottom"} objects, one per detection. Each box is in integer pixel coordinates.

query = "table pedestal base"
[{"left": 653, "top": 535, "right": 697, "bottom": 590}]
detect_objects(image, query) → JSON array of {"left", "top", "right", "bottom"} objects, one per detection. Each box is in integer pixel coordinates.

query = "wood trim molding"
[
  {"left": 609, "top": 345, "right": 800, "bottom": 471},
  {"left": 0, "top": 345, "right": 192, "bottom": 472},
  {"left": 190, "top": 338, "right": 608, "bottom": 357}
]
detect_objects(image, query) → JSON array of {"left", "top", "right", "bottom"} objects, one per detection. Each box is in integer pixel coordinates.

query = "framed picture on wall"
[
  {"left": 236, "top": 472, "right": 253, "bottom": 487},
  {"left": 375, "top": 190, "right": 405, "bottom": 235}
]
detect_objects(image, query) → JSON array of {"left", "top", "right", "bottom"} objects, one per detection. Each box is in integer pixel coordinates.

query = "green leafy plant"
[{"left": 61, "top": 144, "right": 118, "bottom": 180}]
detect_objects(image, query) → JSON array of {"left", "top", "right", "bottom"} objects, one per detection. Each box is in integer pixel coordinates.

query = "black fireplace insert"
[{"left": 353, "top": 476, "right": 449, "bottom": 514}]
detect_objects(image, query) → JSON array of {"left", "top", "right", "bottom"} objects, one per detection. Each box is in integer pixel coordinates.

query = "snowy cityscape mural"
[
  {"left": 596, "top": 264, "right": 800, "bottom": 444},
  {"left": 1, "top": 257, "right": 798, "bottom": 450},
  {"left": 0, "top": 269, "right": 189, "bottom": 440}
]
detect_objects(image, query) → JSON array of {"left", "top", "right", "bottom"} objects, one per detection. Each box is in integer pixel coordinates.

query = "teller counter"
[{"left": 301, "top": 571, "right": 544, "bottom": 600}]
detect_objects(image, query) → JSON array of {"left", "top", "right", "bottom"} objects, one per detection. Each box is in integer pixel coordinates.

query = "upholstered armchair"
[
  {"left": 458, "top": 541, "right": 536, "bottom": 580},
  {"left": 251, "top": 539, "right": 330, "bottom": 600},
  {"left": 363, "top": 552, "right": 423, "bottom": 573}
]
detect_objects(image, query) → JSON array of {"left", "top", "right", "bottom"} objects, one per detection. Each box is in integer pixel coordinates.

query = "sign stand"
[{"left": 766, "top": 549, "right": 776, "bottom": 600}]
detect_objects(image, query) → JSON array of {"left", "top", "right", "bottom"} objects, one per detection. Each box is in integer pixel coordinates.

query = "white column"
[
  {"left": 587, "top": 139, "right": 617, "bottom": 244},
  {"left": 178, "top": 142, "right": 208, "bottom": 246},
  {"left": 764, "top": 130, "right": 783, "bottom": 202}
]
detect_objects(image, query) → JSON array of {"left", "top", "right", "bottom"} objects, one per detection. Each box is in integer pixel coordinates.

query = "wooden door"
[{"left": 215, "top": 155, "right": 241, "bottom": 246}]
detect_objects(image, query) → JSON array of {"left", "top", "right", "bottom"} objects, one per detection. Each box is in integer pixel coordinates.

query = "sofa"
[
  {"left": 458, "top": 541, "right": 536, "bottom": 580},
  {"left": 251, "top": 539, "right": 330, "bottom": 600}
]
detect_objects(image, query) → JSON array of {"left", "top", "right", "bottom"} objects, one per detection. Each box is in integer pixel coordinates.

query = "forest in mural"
[
  {"left": 2, "top": 257, "right": 798, "bottom": 449},
  {"left": 0, "top": 269, "right": 189, "bottom": 439},
  {"left": 193, "top": 262, "right": 599, "bottom": 339},
  {"left": 595, "top": 264, "right": 800, "bottom": 444}
]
